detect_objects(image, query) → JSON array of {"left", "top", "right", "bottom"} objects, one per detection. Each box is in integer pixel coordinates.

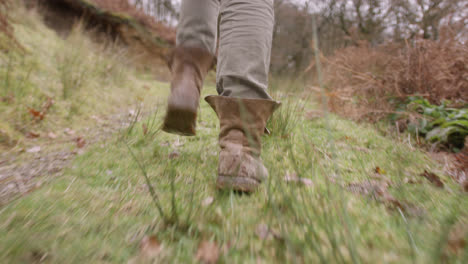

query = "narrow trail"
[{"left": 0, "top": 106, "right": 157, "bottom": 206}]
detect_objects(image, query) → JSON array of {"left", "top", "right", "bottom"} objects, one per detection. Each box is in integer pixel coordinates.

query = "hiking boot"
[
  {"left": 205, "top": 95, "right": 281, "bottom": 193},
  {"left": 162, "top": 47, "right": 214, "bottom": 136}
]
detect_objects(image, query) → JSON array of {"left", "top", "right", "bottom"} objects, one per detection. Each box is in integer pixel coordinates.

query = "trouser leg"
[
  {"left": 163, "top": 0, "right": 219, "bottom": 136},
  {"left": 176, "top": 0, "right": 220, "bottom": 54},
  {"left": 217, "top": 0, "right": 275, "bottom": 99}
]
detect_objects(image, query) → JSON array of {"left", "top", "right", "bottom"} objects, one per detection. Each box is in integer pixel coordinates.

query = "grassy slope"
[
  {"left": 0, "top": 5, "right": 167, "bottom": 152},
  {"left": 1, "top": 4, "right": 468, "bottom": 264},
  {"left": 1, "top": 86, "right": 467, "bottom": 263}
]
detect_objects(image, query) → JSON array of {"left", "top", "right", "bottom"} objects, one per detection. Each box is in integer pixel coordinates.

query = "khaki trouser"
[{"left": 176, "top": 0, "right": 274, "bottom": 100}]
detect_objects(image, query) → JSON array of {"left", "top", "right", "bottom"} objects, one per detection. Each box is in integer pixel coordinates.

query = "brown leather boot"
[
  {"left": 205, "top": 95, "right": 281, "bottom": 193},
  {"left": 162, "top": 47, "right": 214, "bottom": 136}
]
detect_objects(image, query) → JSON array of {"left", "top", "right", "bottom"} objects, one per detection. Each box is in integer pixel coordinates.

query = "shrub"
[{"left": 324, "top": 35, "right": 468, "bottom": 122}]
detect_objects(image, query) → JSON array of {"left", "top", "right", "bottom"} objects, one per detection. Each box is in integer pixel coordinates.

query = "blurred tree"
[
  {"left": 133, "top": 0, "right": 178, "bottom": 22},
  {"left": 271, "top": 0, "right": 467, "bottom": 74}
]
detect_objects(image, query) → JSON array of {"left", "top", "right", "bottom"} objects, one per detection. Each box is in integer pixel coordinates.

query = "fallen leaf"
[
  {"left": 463, "top": 181, "right": 468, "bottom": 192},
  {"left": 173, "top": 138, "right": 184, "bottom": 147},
  {"left": 374, "top": 166, "right": 386, "bottom": 175},
  {"left": 26, "top": 132, "right": 40, "bottom": 139},
  {"left": 284, "top": 172, "right": 313, "bottom": 186},
  {"left": 443, "top": 222, "right": 468, "bottom": 258},
  {"left": 195, "top": 241, "right": 219, "bottom": 264},
  {"left": 202, "top": 197, "right": 214, "bottom": 207},
  {"left": 42, "top": 97, "right": 54, "bottom": 112},
  {"left": 256, "top": 224, "right": 283, "bottom": 241},
  {"left": 420, "top": 170, "right": 444, "bottom": 188},
  {"left": 403, "top": 177, "right": 422, "bottom": 184},
  {"left": 447, "top": 237, "right": 466, "bottom": 255},
  {"left": 346, "top": 180, "right": 418, "bottom": 214},
  {"left": 142, "top": 124, "right": 148, "bottom": 135},
  {"left": 28, "top": 108, "right": 44, "bottom": 120},
  {"left": 75, "top": 137, "right": 86, "bottom": 148},
  {"left": 139, "top": 235, "right": 162, "bottom": 259},
  {"left": 48, "top": 132, "right": 57, "bottom": 139},
  {"left": 26, "top": 146, "right": 41, "bottom": 153},
  {"left": 169, "top": 151, "right": 180, "bottom": 159}
]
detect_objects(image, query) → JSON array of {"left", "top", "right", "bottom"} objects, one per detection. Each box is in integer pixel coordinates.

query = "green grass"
[
  {"left": 1, "top": 85, "right": 467, "bottom": 263},
  {"left": 1, "top": 3, "right": 467, "bottom": 264}
]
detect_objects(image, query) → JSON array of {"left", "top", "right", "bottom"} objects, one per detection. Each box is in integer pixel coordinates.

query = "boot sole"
[
  {"left": 162, "top": 108, "right": 197, "bottom": 136},
  {"left": 216, "top": 175, "right": 260, "bottom": 193}
]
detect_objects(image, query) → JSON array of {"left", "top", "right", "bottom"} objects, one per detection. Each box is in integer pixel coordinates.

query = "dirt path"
[{"left": 0, "top": 108, "right": 153, "bottom": 206}]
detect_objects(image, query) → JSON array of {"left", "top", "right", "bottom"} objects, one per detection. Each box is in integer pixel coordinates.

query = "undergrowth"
[{"left": 321, "top": 35, "right": 468, "bottom": 149}]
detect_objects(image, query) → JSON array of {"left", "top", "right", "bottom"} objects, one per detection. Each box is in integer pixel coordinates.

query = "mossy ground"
[{"left": 1, "top": 3, "right": 467, "bottom": 264}]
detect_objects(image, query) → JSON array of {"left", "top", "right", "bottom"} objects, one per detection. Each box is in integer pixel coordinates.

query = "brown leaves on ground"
[
  {"left": 26, "top": 131, "right": 40, "bottom": 139},
  {"left": 443, "top": 222, "right": 468, "bottom": 258},
  {"left": 139, "top": 235, "right": 162, "bottom": 259},
  {"left": 429, "top": 142, "right": 467, "bottom": 192},
  {"left": 420, "top": 170, "right": 444, "bottom": 188},
  {"left": 28, "top": 107, "right": 45, "bottom": 121},
  {"left": 75, "top": 137, "right": 86, "bottom": 148},
  {"left": 195, "top": 241, "right": 220, "bottom": 264},
  {"left": 27, "top": 97, "right": 54, "bottom": 122},
  {"left": 347, "top": 177, "right": 422, "bottom": 215}
]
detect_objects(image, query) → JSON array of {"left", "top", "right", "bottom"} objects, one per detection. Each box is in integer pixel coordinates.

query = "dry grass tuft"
[
  {"left": 324, "top": 35, "right": 468, "bottom": 121},
  {"left": 0, "top": 0, "right": 22, "bottom": 50}
]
